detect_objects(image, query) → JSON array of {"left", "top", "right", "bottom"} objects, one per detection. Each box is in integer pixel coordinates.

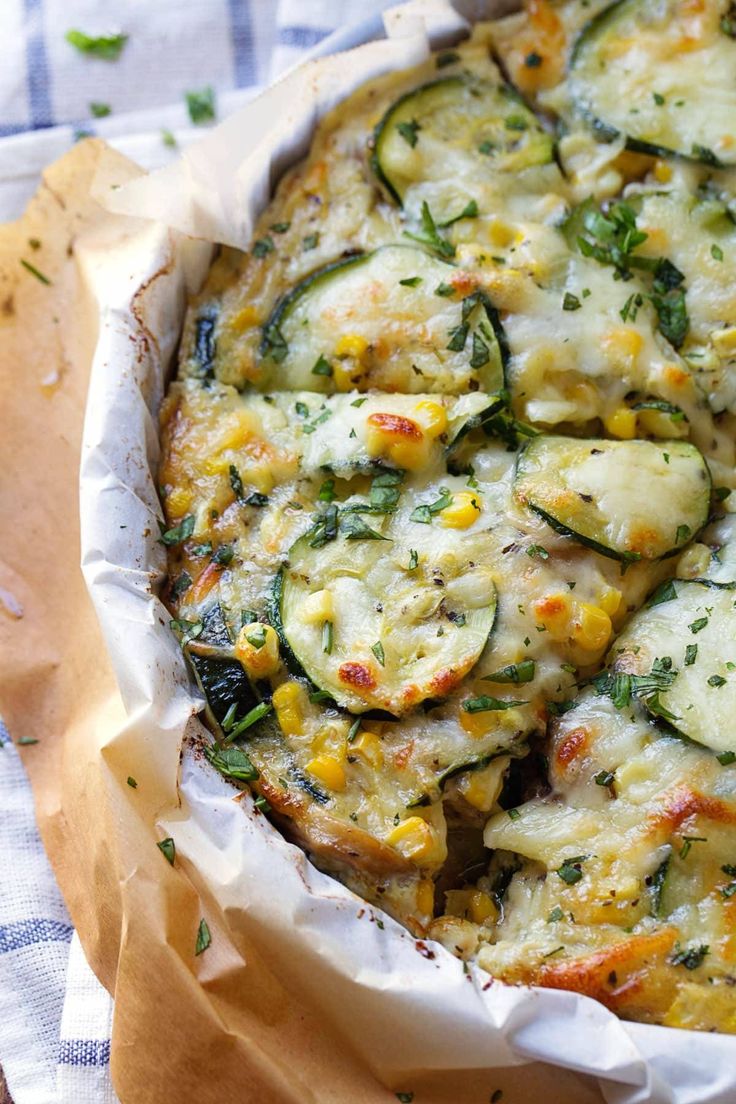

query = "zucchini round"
[
  {"left": 611, "top": 579, "right": 736, "bottom": 753},
  {"left": 570, "top": 0, "right": 736, "bottom": 167},
  {"left": 513, "top": 436, "right": 711, "bottom": 561},
  {"left": 273, "top": 485, "right": 497, "bottom": 714},
  {"left": 372, "top": 76, "right": 554, "bottom": 205},
  {"left": 259, "top": 244, "right": 508, "bottom": 394}
]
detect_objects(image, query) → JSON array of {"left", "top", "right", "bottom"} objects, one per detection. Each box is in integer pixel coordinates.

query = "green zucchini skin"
[
  {"left": 259, "top": 253, "right": 365, "bottom": 363},
  {"left": 371, "top": 75, "right": 554, "bottom": 206},
  {"left": 514, "top": 436, "right": 712, "bottom": 562},
  {"left": 569, "top": 0, "right": 736, "bottom": 167}
]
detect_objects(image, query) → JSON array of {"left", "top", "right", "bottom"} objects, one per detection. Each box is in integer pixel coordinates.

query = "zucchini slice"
[
  {"left": 514, "top": 436, "right": 711, "bottom": 561},
  {"left": 570, "top": 0, "right": 736, "bottom": 167},
  {"left": 372, "top": 76, "right": 554, "bottom": 205},
  {"left": 611, "top": 579, "right": 736, "bottom": 753},
  {"left": 259, "top": 245, "right": 508, "bottom": 394},
  {"left": 273, "top": 482, "right": 497, "bottom": 714},
  {"left": 185, "top": 603, "right": 259, "bottom": 736}
]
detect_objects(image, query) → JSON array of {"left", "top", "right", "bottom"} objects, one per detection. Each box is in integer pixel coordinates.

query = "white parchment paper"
[{"left": 78, "top": 2, "right": 736, "bottom": 1100}]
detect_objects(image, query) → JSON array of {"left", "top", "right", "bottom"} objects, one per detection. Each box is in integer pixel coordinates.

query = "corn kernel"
[
  {"left": 416, "top": 879, "right": 435, "bottom": 919},
  {"left": 272, "top": 681, "right": 307, "bottom": 737},
  {"left": 350, "top": 730, "right": 384, "bottom": 770},
  {"left": 598, "top": 587, "right": 622, "bottom": 617},
  {"left": 413, "top": 400, "right": 448, "bottom": 439},
  {"left": 335, "top": 333, "right": 369, "bottom": 360},
  {"left": 235, "top": 623, "right": 281, "bottom": 679},
  {"left": 386, "top": 815, "right": 439, "bottom": 862},
  {"left": 306, "top": 754, "right": 346, "bottom": 792},
  {"left": 603, "top": 406, "right": 637, "bottom": 440},
  {"left": 469, "top": 890, "right": 497, "bottom": 925},
  {"left": 573, "top": 603, "right": 612, "bottom": 652},
  {"left": 457, "top": 757, "right": 508, "bottom": 811},
  {"left": 440, "top": 491, "right": 482, "bottom": 529},
  {"left": 230, "top": 304, "right": 260, "bottom": 332},
  {"left": 603, "top": 327, "right": 644, "bottom": 365},
  {"left": 676, "top": 542, "right": 711, "bottom": 579},
  {"left": 712, "top": 327, "right": 736, "bottom": 357},
  {"left": 653, "top": 160, "right": 672, "bottom": 183},
  {"left": 444, "top": 889, "right": 474, "bottom": 918},
  {"left": 165, "top": 486, "right": 194, "bottom": 516},
  {"left": 487, "top": 219, "right": 515, "bottom": 248},
  {"left": 301, "top": 589, "right": 334, "bottom": 625},
  {"left": 365, "top": 413, "right": 428, "bottom": 472}
]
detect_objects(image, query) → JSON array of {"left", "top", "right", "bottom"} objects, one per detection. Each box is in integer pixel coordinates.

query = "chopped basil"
[
  {"left": 434, "top": 282, "right": 455, "bottom": 297},
  {"left": 244, "top": 491, "right": 269, "bottom": 507},
  {"left": 399, "top": 276, "right": 422, "bottom": 287},
  {"left": 245, "top": 625, "right": 267, "bottom": 650},
  {"left": 170, "top": 572, "right": 192, "bottom": 600},
  {"left": 653, "top": 92, "right": 665, "bottom": 106},
  {"left": 404, "top": 201, "right": 455, "bottom": 258},
  {"left": 351, "top": 396, "right": 368, "bottom": 407},
  {"left": 318, "top": 479, "right": 336, "bottom": 502},
  {"left": 205, "top": 742, "right": 259, "bottom": 782},
  {"left": 127, "top": 776, "right": 138, "bottom": 789},
  {"left": 547, "top": 906, "right": 564, "bottom": 922},
  {"left": 708, "top": 674, "right": 727, "bottom": 687},
  {"left": 689, "top": 616, "right": 708, "bottom": 633},
  {"left": 504, "top": 114, "right": 528, "bottom": 131},
  {"left": 408, "top": 549, "right": 419, "bottom": 571},
  {"left": 322, "top": 620, "right": 334, "bottom": 655},
  {"left": 675, "top": 524, "right": 691, "bottom": 544},
  {"left": 270, "top": 221, "right": 290, "bottom": 234},
  {"left": 309, "top": 504, "right": 339, "bottom": 548},
  {"left": 410, "top": 487, "right": 452, "bottom": 523},
  {"left": 396, "top": 119, "right": 421, "bottom": 147},
  {"left": 684, "top": 644, "right": 698, "bottom": 666},
  {"left": 557, "top": 856, "right": 587, "bottom": 884},
  {"left": 483, "top": 660, "right": 535, "bottom": 684},
  {"left": 526, "top": 544, "right": 549, "bottom": 560},
  {"left": 253, "top": 236, "right": 274, "bottom": 258},
  {"left": 340, "top": 514, "right": 389, "bottom": 541},
  {"left": 462, "top": 695, "right": 528, "bottom": 713},
  {"left": 195, "top": 918, "right": 211, "bottom": 956},
  {"left": 438, "top": 199, "right": 478, "bottom": 227},
  {"left": 507, "top": 807, "right": 521, "bottom": 820},
  {"left": 186, "top": 86, "right": 216, "bottom": 125},
  {"left": 717, "top": 750, "right": 736, "bottom": 765},
  {"left": 161, "top": 129, "right": 177, "bottom": 148},
  {"left": 679, "top": 835, "right": 707, "bottom": 860},
  {"left": 594, "top": 770, "right": 615, "bottom": 787},
  {"left": 20, "top": 259, "right": 51, "bottom": 285},
  {"left": 670, "top": 943, "right": 708, "bottom": 970},
  {"left": 89, "top": 101, "right": 111, "bottom": 117},
  {"left": 436, "top": 51, "right": 459, "bottom": 67},
  {"left": 311, "top": 354, "right": 332, "bottom": 376},
  {"left": 159, "top": 514, "right": 194, "bottom": 546},
  {"left": 371, "top": 641, "right": 386, "bottom": 666},
  {"left": 261, "top": 321, "right": 289, "bottom": 363},
  {"left": 562, "top": 292, "right": 581, "bottom": 311},
  {"left": 712, "top": 243, "right": 724, "bottom": 261},
  {"left": 65, "top": 29, "right": 128, "bottom": 60},
  {"left": 302, "top": 232, "right": 320, "bottom": 251},
  {"left": 295, "top": 401, "right": 309, "bottom": 417},
  {"left": 169, "top": 618, "right": 204, "bottom": 646},
  {"left": 446, "top": 323, "right": 469, "bottom": 352},
  {"left": 525, "top": 51, "right": 542, "bottom": 67},
  {"left": 157, "top": 838, "right": 176, "bottom": 865},
  {"left": 229, "top": 465, "right": 245, "bottom": 500},
  {"left": 470, "top": 331, "right": 490, "bottom": 368}
]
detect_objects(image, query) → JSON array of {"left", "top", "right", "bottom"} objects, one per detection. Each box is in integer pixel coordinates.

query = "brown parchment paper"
[{"left": 1, "top": 5, "right": 734, "bottom": 1103}]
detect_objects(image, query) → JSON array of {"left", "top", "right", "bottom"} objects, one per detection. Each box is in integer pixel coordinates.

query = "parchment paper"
[{"left": 2, "top": 2, "right": 735, "bottom": 1101}]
